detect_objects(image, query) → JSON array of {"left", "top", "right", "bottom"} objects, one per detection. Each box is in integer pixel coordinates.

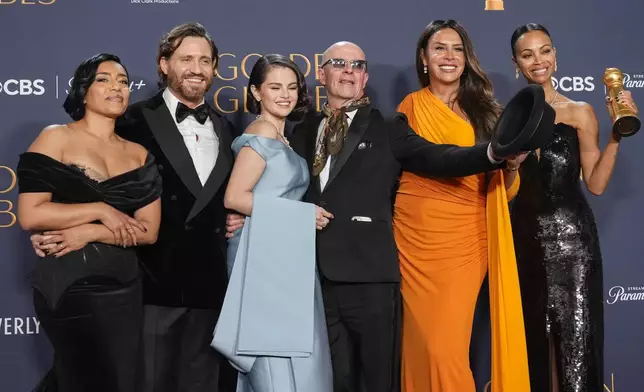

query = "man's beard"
[{"left": 167, "top": 71, "right": 213, "bottom": 103}]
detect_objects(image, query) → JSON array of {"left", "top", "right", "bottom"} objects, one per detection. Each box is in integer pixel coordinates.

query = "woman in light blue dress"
[{"left": 211, "top": 54, "right": 334, "bottom": 392}]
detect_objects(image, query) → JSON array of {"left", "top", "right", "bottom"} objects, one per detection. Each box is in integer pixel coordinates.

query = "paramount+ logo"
[
  {"left": 0, "top": 0, "right": 56, "bottom": 4},
  {"left": 0, "top": 79, "right": 45, "bottom": 96}
]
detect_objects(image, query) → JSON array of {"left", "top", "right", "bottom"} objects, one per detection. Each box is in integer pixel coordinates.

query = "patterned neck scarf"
[{"left": 312, "top": 96, "right": 370, "bottom": 176}]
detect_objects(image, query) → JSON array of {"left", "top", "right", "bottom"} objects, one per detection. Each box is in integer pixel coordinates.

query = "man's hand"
[
  {"left": 489, "top": 143, "right": 531, "bottom": 164},
  {"left": 504, "top": 151, "right": 529, "bottom": 170},
  {"left": 225, "top": 213, "right": 246, "bottom": 239},
  {"left": 30, "top": 233, "right": 57, "bottom": 257},
  {"left": 40, "top": 226, "right": 94, "bottom": 258}
]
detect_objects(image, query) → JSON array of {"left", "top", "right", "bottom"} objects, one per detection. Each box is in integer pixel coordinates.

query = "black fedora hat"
[{"left": 491, "top": 84, "right": 555, "bottom": 157}]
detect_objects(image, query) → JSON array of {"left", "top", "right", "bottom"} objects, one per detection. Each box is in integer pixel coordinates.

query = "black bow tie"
[{"left": 176, "top": 102, "right": 209, "bottom": 125}]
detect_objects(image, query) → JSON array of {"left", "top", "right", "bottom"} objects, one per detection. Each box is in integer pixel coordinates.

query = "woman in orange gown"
[{"left": 393, "top": 20, "right": 531, "bottom": 392}]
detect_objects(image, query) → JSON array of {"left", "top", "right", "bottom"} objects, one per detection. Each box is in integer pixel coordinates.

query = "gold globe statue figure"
[
  {"left": 485, "top": 0, "right": 504, "bottom": 10},
  {"left": 603, "top": 68, "right": 640, "bottom": 137}
]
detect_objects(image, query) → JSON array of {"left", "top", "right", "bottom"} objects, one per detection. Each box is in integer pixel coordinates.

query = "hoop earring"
[
  {"left": 423, "top": 65, "right": 428, "bottom": 74},
  {"left": 515, "top": 69, "right": 520, "bottom": 80}
]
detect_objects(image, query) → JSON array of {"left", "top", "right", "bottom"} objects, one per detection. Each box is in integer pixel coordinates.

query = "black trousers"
[
  {"left": 33, "top": 277, "right": 144, "bottom": 392},
  {"left": 139, "top": 304, "right": 237, "bottom": 392},
  {"left": 321, "top": 280, "right": 401, "bottom": 392}
]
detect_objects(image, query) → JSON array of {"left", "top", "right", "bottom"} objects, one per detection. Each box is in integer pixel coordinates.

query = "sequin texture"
[{"left": 511, "top": 123, "right": 604, "bottom": 392}]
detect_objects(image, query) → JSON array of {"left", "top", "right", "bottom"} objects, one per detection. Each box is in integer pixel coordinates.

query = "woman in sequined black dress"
[{"left": 509, "top": 24, "right": 638, "bottom": 392}]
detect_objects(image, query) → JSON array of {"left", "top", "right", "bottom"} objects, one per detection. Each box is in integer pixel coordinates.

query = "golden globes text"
[
  {"left": 0, "top": 165, "right": 17, "bottom": 228},
  {"left": 212, "top": 52, "right": 327, "bottom": 114}
]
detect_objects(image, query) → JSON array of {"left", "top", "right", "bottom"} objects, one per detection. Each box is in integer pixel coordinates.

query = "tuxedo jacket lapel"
[
  {"left": 186, "top": 109, "right": 233, "bottom": 223},
  {"left": 324, "top": 106, "right": 371, "bottom": 190},
  {"left": 142, "top": 95, "right": 202, "bottom": 198},
  {"left": 304, "top": 114, "right": 323, "bottom": 196}
]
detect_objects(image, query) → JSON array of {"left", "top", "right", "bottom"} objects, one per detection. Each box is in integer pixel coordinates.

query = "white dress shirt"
[
  {"left": 163, "top": 88, "right": 219, "bottom": 186},
  {"left": 316, "top": 110, "right": 358, "bottom": 191}
]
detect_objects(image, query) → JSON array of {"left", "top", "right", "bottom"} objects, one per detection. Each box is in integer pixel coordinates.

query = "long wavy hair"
[{"left": 416, "top": 20, "right": 501, "bottom": 141}]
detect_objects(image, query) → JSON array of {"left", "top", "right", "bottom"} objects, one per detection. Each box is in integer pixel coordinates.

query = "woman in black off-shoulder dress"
[
  {"left": 16, "top": 54, "right": 161, "bottom": 392},
  {"left": 509, "top": 24, "right": 638, "bottom": 391}
]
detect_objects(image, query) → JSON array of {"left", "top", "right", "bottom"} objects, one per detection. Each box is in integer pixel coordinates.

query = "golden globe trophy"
[
  {"left": 603, "top": 68, "right": 640, "bottom": 137},
  {"left": 485, "top": 0, "right": 504, "bottom": 10}
]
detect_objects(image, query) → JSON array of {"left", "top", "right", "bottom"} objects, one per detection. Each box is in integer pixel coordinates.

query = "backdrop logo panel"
[
  {"left": 130, "top": 0, "right": 180, "bottom": 4},
  {"left": 0, "top": 0, "right": 55, "bottom": 4},
  {"left": 213, "top": 52, "right": 327, "bottom": 113},
  {"left": 0, "top": 166, "right": 17, "bottom": 229},
  {"left": 0, "top": 79, "right": 45, "bottom": 96},
  {"left": 606, "top": 285, "right": 644, "bottom": 305},
  {"left": 552, "top": 76, "right": 595, "bottom": 92},
  {"left": 0, "top": 317, "right": 40, "bottom": 336},
  {"left": 623, "top": 73, "right": 644, "bottom": 89},
  {"left": 602, "top": 71, "right": 644, "bottom": 94},
  {"left": 62, "top": 75, "right": 148, "bottom": 98}
]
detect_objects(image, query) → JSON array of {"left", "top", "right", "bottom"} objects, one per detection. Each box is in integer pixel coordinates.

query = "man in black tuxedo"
[
  {"left": 288, "top": 41, "right": 515, "bottom": 392},
  {"left": 114, "top": 23, "right": 238, "bottom": 392}
]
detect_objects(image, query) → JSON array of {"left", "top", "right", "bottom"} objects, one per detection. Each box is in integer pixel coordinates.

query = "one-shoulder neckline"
[{"left": 20, "top": 151, "right": 154, "bottom": 184}]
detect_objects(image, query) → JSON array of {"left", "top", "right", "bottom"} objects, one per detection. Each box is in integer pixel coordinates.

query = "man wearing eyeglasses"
[{"left": 288, "top": 41, "right": 511, "bottom": 392}]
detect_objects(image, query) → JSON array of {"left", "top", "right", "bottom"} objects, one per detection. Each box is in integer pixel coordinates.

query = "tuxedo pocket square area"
[
  {"left": 351, "top": 216, "right": 372, "bottom": 222},
  {"left": 357, "top": 141, "right": 372, "bottom": 150}
]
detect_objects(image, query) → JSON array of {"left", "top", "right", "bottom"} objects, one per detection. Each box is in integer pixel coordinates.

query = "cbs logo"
[
  {"left": 552, "top": 76, "right": 595, "bottom": 92},
  {"left": 0, "top": 79, "right": 45, "bottom": 96}
]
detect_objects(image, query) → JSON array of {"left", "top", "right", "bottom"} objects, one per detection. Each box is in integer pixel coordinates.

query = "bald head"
[
  {"left": 318, "top": 41, "right": 369, "bottom": 109},
  {"left": 322, "top": 41, "right": 366, "bottom": 63}
]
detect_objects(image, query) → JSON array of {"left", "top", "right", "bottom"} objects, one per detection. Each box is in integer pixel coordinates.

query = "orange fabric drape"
[{"left": 393, "top": 88, "right": 529, "bottom": 392}]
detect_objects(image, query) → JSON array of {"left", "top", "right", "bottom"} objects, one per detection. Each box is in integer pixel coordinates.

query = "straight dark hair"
[
  {"left": 416, "top": 20, "right": 501, "bottom": 142},
  {"left": 247, "top": 54, "right": 311, "bottom": 122},
  {"left": 510, "top": 23, "right": 553, "bottom": 58}
]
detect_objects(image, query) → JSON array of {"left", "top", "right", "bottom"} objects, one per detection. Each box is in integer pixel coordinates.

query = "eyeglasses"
[{"left": 320, "top": 58, "right": 368, "bottom": 72}]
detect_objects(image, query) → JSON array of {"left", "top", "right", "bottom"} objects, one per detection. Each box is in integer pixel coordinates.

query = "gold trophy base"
[
  {"left": 613, "top": 114, "right": 641, "bottom": 137},
  {"left": 485, "top": 0, "right": 504, "bottom": 10}
]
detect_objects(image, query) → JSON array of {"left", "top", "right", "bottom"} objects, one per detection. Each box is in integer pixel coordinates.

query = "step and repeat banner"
[{"left": 0, "top": 0, "right": 642, "bottom": 390}]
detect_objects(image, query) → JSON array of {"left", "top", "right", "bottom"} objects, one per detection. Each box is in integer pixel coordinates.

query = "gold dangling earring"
[
  {"left": 515, "top": 68, "right": 520, "bottom": 80},
  {"left": 554, "top": 61, "right": 558, "bottom": 72}
]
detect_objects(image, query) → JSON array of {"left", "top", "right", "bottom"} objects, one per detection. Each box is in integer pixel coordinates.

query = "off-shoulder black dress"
[{"left": 17, "top": 151, "right": 162, "bottom": 392}]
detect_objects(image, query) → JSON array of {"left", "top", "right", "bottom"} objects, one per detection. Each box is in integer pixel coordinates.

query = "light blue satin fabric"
[{"left": 211, "top": 134, "right": 333, "bottom": 392}]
